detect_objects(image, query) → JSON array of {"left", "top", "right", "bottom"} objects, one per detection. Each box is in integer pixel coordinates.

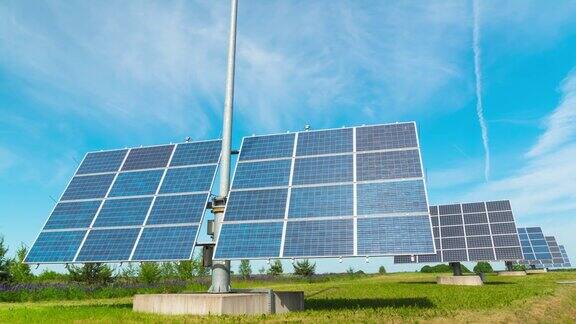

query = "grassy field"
[{"left": 1, "top": 272, "right": 575, "bottom": 323}]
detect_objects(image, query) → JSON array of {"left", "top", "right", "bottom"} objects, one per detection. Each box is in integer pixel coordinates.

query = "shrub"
[
  {"left": 160, "top": 262, "right": 177, "bottom": 279},
  {"left": 67, "top": 263, "right": 114, "bottom": 285},
  {"left": 293, "top": 259, "right": 316, "bottom": 277},
  {"left": 258, "top": 266, "right": 266, "bottom": 274},
  {"left": 346, "top": 266, "right": 355, "bottom": 275},
  {"left": 420, "top": 264, "right": 471, "bottom": 273},
  {"left": 267, "top": 260, "right": 283, "bottom": 276},
  {"left": 37, "top": 270, "right": 68, "bottom": 282},
  {"left": 139, "top": 263, "right": 162, "bottom": 284},
  {"left": 473, "top": 262, "right": 494, "bottom": 274},
  {"left": 513, "top": 264, "right": 527, "bottom": 271},
  {"left": 378, "top": 266, "right": 386, "bottom": 274},
  {"left": 0, "top": 236, "right": 10, "bottom": 282},
  {"left": 176, "top": 261, "right": 194, "bottom": 280},
  {"left": 239, "top": 260, "right": 252, "bottom": 279},
  {"left": 8, "top": 244, "right": 33, "bottom": 283}
]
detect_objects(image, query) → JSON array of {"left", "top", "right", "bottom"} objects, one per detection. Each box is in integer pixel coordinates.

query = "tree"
[
  {"left": 420, "top": 264, "right": 471, "bottom": 274},
  {"left": 8, "top": 244, "right": 33, "bottom": 282},
  {"left": 176, "top": 260, "right": 194, "bottom": 280},
  {"left": 293, "top": 259, "right": 316, "bottom": 277},
  {"left": 119, "top": 263, "right": 139, "bottom": 283},
  {"left": 37, "top": 269, "right": 68, "bottom": 282},
  {"left": 258, "top": 266, "right": 266, "bottom": 275},
  {"left": 346, "top": 266, "right": 355, "bottom": 275},
  {"left": 0, "top": 236, "right": 10, "bottom": 282},
  {"left": 193, "top": 253, "right": 209, "bottom": 276},
  {"left": 239, "top": 260, "right": 252, "bottom": 279},
  {"left": 473, "top": 262, "right": 494, "bottom": 274},
  {"left": 378, "top": 266, "right": 387, "bottom": 274},
  {"left": 160, "top": 262, "right": 177, "bottom": 279},
  {"left": 267, "top": 260, "right": 283, "bottom": 276},
  {"left": 139, "top": 262, "right": 162, "bottom": 284},
  {"left": 67, "top": 263, "right": 114, "bottom": 284}
]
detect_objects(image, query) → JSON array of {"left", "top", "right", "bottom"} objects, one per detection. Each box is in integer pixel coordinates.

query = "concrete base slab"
[
  {"left": 437, "top": 275, "right": 483, "bottom": 286},
  {"left": 526, "top": 269, "right": 547, "bottom": 274},
  {"left": 133, "top": 291, "right": 304, "bottom": 315},
  {"left": 498, "top": 271, "right": 527, "bottom": 276}
]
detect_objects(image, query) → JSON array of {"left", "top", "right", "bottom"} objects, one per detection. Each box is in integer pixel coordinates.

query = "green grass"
[{"left": 1, "top": 272, "right": 576, "bottom": 323}]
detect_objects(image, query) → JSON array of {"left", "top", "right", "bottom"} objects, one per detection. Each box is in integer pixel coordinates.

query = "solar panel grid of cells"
[
  {"left": 394, "top": 200, "right": 523, "bottom": 264},
  {"left": 215, "top": 122, "right": 436, "bottom": 260},
  {"left": 515, "top": 227, "right": 553, "bottom": 266},
  {"left": 25, "top": 140, "right": 221, "bottom": 264}
]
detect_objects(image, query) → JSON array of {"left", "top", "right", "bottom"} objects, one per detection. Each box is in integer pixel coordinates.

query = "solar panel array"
[
  {"left": 545, "top": 236, "right": 566, "bottom": 268},
  {"left": 559, "top": 245, "right": 571, "bottom": 268},
  {"left": 394, "top": 200, "right": 523, "bottom": 264},
  {"left": 25, "top": 140, "right": 221, "bottom": 263},
  {"left": 516, "top": 227, "right": 553, "bottom": 266},
  {"left": 214, "top": 122, "right": 435, "bottom": 259}
]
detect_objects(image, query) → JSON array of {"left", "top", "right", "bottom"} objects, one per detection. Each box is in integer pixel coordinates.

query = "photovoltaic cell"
[
  {"left": 232, "top": 159, "right": 291, "bottom": 189},
  {"left": 76, "top": 228, "right": 140, "bottom": 262},
  {"left": 121, "top": 145, "right": 174, "bottom": 171},
  {"left": 395, "top": 200, "right": 523, "bottom": 264},
  {"left": 27, "top": 139, "right": 220, "bottom": 263},
  {"left": 214, "top": 222, "right": 283, "bottom": 259},
  {"left": 61, "top": 174, "right": 115, "bottom": 201},
  {"left": 159, "top": 165, "right": 216, "bottom": 193},
  {"left": 92, "top": 197, "right": 152, "bottom": 227},
  {"left": 108, "top": 170, "right": 164, "bottom": 197},
  {"left": 216, "top": 123, "right": 434, "bottom": 260},
  {"left": 296, "top": 128, "right": 353, "bottom": 156},
  {"left": 132, "top": 226, "right": 198, "bottom": 261},
  {"left": 239, "top": 134, "right": 295, "bottom": 161},
  {"left": 43, "top": 201, "right": 102, "bottom": 230},
  {"left": 25, "top": 231, "right": 86, "bottom": 263},
  {"left": 77, "top": 150, "right": 127, "bottom": 175},
  {"left": 146, "top": 194, "right": 207, "bottom": 225}
]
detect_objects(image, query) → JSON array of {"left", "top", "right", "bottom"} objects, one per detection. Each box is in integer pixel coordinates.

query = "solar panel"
[
  {"left": 515, "top": 227, "right": 552, "bottom": 266},
  {"left": 559, "top": 245, "right": 571, "bottom": 267},
  {"left": 25, "top": 139, "right": 221, "bottom": 263},
  {"left": 545, "top": 236, "right": 566, "bottom": 268},
  {"left": 394, "top": 200, "right": 523, "bottom": 264},
  {"left": 214, "top": 122, "right": 435, "bottom": 260}
]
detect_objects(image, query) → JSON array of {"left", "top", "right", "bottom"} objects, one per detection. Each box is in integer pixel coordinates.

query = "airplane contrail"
[{"left": 473, "top": 0, "right": 490, "bottom": 181}]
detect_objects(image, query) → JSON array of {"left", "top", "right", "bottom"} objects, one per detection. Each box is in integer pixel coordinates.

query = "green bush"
[
  {"left": 293, "top": 259, "right": 316, "bottom": 277},
  {"left": 473, "top": 262, "right": 494, "bottom": 274},
  {"left": 513, "top": 264, "right": 527, "bottom": 271},
  {"left": 239, "top": 260, "right": 252, "bottom": 279},
  {"left": 378, "top": 266, "right": 386, "bottom": 274},
  {"left": 267, "top": 260, "right": 283, "bottom": 276},
  {"left": 0, "top": 236, "right": 10, "bottom": 282},
  {"left": 37, "top": 270, "right": 68, "bottom": 282},
  {"left": 8, "top": 244, "right": 33, "bottom": 283},
  {"left": 139, "top": 263, "right": 162, "bottom": 284},
  {"left": 67, "top": 263, "right": 114, "bottom": 285},
  {"left": 420, "top": 264, "right": 471, "bottom": 273}
]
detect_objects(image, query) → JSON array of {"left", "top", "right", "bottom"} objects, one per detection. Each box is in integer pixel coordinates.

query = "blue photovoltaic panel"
[
  {"left": 170, "top": 140, "right": 221, "bottom": 166},
  {"left": 25, "top": 231, "right": 86, "bottom": 263},
  {"left": 43, "top": 201, "right": 102, "bottom": 230},
  {"left": 356, "top": 150, "right": 422, "bottom": 181},
  {"left": 146, "top": 194, "right": 206, "bottom": 225},
  {"left": 559, "top": 245, "right": 571, "bottom": 267},
  {"left": 546, "top": 236, "right": 565, "bottom": 266},
  {"left": 296, "top": 128, "right": 353, "bottom": 156},
  {"left": 92, "top": 197, "right": 152, "bottom": 227},
  {"left": 283, "top": 219, "right": 353, "bottom": 257},
  {"left": 239, "top": 134, "right": 295, "bottom": 161},
  {"left": 76, "top": 150, "right": 127, "bottom": 175},
  {"left": 357, "top": 216, "right": 435, "bottom": 254},
  {"left": 395, "top": 200, "right": 523, "bottom": 264},
  {"left": 214, "top": 222, "right": 283, "bottom": 259},
  {"left": 224, "top": 189, "right": 288, "bottom": 221},
  {"left": 288, "top": 185, "right": 353, "bottom": 218},
  {"left": 121, "top": 145, "right": 174, "bottom": 171},
  {"left": 232, "top": 159, "right": 291, "bottom": 189},
  {"left": 356, "top": 123, "right": 417, "bottom": 151},
  {"left": 159, "top": 165, "right": 216, "bottom": 194},
  {"left": 216, "top": 122, "right": 434, "bottom": 259},
  {"left": 27, "top": 139, "right": 220, "bottom": 263},
  {"left": 76, "top": 228, "right": 140, "bottom": 262},
  {"left": 357, "top": 180, "right": 428, "bottom": 215},
  {"left": 108, "top": 170, "right": 164, "bottom": 197},
  {"left": 292, "top": 155, "right": 353, "bottom": 185},
  {"left": 61, "top": 174, "right": 115, "bottom": 201},
  {"left": 516, "top": 227, "right": 552, "bottom": 266},
  {"left": 132, "top": 226, "right": 198, "bottom": 261}
]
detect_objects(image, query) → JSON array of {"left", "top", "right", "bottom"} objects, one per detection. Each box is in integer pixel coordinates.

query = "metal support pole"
[
  {"left": 505, "top": 261, "right": 514, "bottom": 271},
  {"left": 450, "top": 262, "right": 462, "bottom": 276},
  {"left": 209, "top": 0, "right": 238, "bottom": 293}
]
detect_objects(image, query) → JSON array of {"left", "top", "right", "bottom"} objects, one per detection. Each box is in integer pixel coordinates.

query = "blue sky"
[{"left": 1, "top": 0, "right": 575, "bottom": 274}]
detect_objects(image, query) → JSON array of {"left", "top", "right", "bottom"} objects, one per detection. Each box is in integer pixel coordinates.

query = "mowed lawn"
[{"left": 1, "top": 272, "right": 576, "bottom": 323}]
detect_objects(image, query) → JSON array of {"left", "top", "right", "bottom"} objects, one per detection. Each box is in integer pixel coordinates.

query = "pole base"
[
  {"left": 498, "top": 271, "right": 527, "bottom": 276},
  {"left": 437, "top": 275, "right": 483, "bottom": 286}
]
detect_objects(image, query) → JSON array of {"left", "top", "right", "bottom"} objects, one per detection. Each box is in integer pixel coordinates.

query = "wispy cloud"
[
  {"left": 472, "top": 0, "right": 490, "bottom": 181},
  {"left": 527, "top": 69, "right": 576, "bottom": 157}
]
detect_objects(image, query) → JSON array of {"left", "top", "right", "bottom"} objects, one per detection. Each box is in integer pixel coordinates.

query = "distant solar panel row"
[
  {"left": 559, "top": 245, "right": 571, "bottom": 268},
  {"left": 394, "top": 200, "right": 523, "bottom": 264},
  {"left": 545, "top": 236, "right": 565, "bottom": 268},
  {"left": 516, "top": 227, "right": 553, "bottom": 266},
  {"left": 214, "top": 123, "right": 436, "bottom": 259},
  {"left": 25, "top": 140, "right": 221, "bottom": 263}
]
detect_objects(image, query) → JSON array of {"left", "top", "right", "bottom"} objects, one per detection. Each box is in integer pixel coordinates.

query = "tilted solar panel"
[
  {"left": 559, "top": 245, "right": 571, "bottom": 268},
  {"left": 545, "top": 236, "right": 567, "bottom": 268},
  {"left": 393, "top": 200, "right": 523, "bottom": 264},
  {"left": 214, "top": 122, "right": 435, "bottom": 259},
  {"left": 515, "top": 227, "right": 553, "bottom": 266},
  {"left": 25, "top": 140, "right": 221, "bottom": 264}
]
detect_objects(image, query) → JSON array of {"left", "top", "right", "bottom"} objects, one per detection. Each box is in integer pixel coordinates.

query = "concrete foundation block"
[
  {"left": 498, "top": 271, "right": 527, "bottom": 276},
  {"left": 437, "top": 275, "right": 483, "bottom": 286},
  {"left": 133, "top": 291, "right": 304, "bottom": 315},
  {"left": 526, "top": 269, "right": 547, "bottom": 274}
]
